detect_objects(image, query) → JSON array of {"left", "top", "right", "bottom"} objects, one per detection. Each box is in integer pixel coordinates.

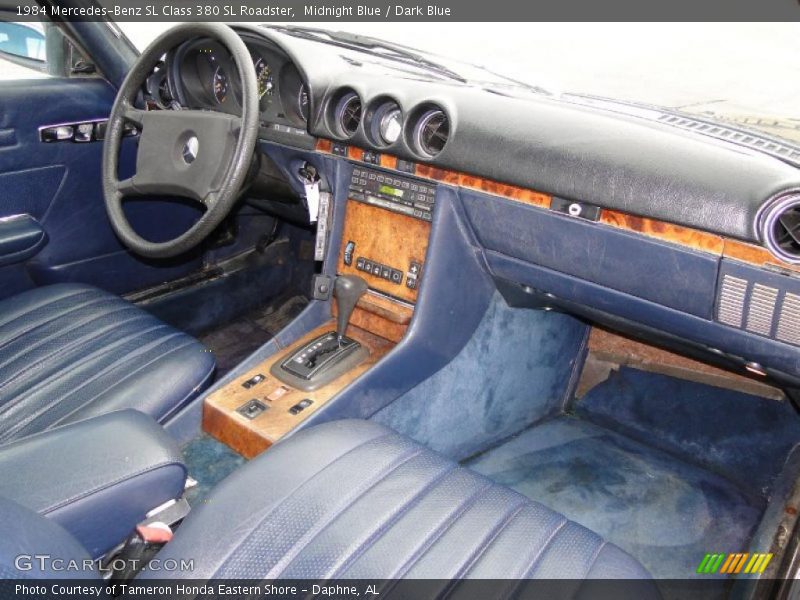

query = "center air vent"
[
  {"left": 331, "top": 91, "right": 362, "bottom": 138},
  {"left": 412, "top": 107, "right": 450, "bottom": 158},
  {"left": 760, "top": 193, "right": 800, "bottom": 264}
]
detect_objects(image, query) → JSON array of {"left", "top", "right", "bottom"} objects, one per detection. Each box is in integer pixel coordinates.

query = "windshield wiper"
[{"left": 266, "top": 25, "right": 468, "bottom": 83}]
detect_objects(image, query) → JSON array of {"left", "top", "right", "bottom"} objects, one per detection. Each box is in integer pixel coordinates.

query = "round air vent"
[
  {"left": 413, "top": 108, "right": 449, "bottom": 158},
  {"left": 332, "top": 91, "right": 362, "bottom": 138},
  {"left": 760, "top": 193, "right": 800, "bottom": 264},
  {"left": 365, "top": 98, "right": 403, "bottom": 147}
]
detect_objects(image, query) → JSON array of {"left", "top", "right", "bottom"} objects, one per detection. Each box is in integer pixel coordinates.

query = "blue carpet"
[
  {"left": 182, "top": 434, "right": 246, "bottom": 506},
  {"left": 372, "top": 293, "right": 588, "bottom": 461},
  {"left": 466, "top": 417, "right": 763, "bottom": 581},
  {"left": 576, "top": 367, "right": 800, "bottom": 499}
]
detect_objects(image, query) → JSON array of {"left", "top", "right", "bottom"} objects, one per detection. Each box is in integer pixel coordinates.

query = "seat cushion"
[
  {"left": 0, "top": 283, "right": 215, "bottom": 442},
  {"left": 146, "top": 419, "right": 652, "bottom": 580}
]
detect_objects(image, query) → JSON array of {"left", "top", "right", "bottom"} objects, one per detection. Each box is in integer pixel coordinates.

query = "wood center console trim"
[
  {"left": 355, "top": 291, "right": 413, "bottom": 325},
  {"left": 203, "top": 320, "right": 393, "bottom": 458},
  {"left": 337, "top": 199, "right": 431, "bottom": 304}
]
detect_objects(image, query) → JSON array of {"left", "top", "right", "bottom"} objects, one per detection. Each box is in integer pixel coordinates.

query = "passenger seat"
[
  {"left": 150, "top": 420, "right": 652, "bottom": 580},
  {"left": 0, "top": 420, "right": 653, "bottom": 583}
]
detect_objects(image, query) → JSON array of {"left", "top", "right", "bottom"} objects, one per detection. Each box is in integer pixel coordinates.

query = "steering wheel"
[{"left": 102, "top": 23, "right": 259, "bottom": 259}]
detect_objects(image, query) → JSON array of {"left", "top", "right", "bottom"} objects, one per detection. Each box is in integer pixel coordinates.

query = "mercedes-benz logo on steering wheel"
[{"left": 182, "top": 136, "right": 199, "bottom": 164}]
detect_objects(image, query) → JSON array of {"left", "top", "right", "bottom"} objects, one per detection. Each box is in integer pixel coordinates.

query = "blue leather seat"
[
  {"left": 0, "top": 420, "right": 653, "bottom": 584},
  {"left": 147, "top": 420, "right": 653, "bottom": 580},
  {"left": 0, "top": 283, "right": 214, "bottom": 442}
]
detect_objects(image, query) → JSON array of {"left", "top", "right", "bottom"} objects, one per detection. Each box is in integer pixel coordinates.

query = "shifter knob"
[{"left": 334, "top": 275, "right": 368, "bottom": 342}]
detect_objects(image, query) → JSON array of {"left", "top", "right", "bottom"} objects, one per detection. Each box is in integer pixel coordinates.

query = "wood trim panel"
[
  {"left": 338, "top": 199, "right": 430, "bottom": 304},
  {"left": 599, "top": 210, "right": 725, "bottom": 255},
  {"left": 355, "top": 291, "right": 413, "bottom": 325},
  {"left": 723, "top": 238, "right": 800, "bottom": 275},
  {"left": 333, "top": 304, "right": 407, "bottom": 344},
  {"left": 203, "top": 320, "right": 394, "bottom": 458}
]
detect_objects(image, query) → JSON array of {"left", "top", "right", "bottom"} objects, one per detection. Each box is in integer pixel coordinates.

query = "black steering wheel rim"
[{"left": 102, "top": 23, "right": 259, "bottom": 259}]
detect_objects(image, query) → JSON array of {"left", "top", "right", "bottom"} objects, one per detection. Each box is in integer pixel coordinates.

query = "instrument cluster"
[{"left": 165, "top": 35, "right": 309, "bottom": 129}]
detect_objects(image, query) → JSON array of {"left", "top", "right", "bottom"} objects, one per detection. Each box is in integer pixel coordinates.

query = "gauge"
[
  {"left": 379, "top": 107, "right": 403, "bottom": 144},
  {"left": 213, "top": 65, "right": 228, "bottom": 104},
  {"left": 297, "top": 83, "right": 309, "bottom": 121},
  {"left": 254, "top": 58, "right": 273, "bottom": 98}
]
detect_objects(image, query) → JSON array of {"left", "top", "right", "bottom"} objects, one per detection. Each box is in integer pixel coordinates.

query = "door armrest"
[{"left": 0, "top": 214, "right": 47, "bottom": 266}]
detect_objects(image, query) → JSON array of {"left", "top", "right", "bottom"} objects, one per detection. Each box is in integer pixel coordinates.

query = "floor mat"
[
  {"left": 198, "top": 294, "right": 308, "bottom": 375},
  {"left": 182, "top": 434, "right": 246, "bottom": 506},
  {"left": 466, "top": 417, "right": 763, "bottom": 581}
]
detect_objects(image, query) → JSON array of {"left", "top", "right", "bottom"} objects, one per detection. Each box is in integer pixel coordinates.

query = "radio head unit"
[{"left": 348, "top": 166, "right": 435, "bottom": 221}]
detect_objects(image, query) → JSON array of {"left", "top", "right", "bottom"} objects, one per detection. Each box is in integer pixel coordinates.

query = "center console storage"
[{"left": 0, "top": 410, "right": 187, "bottom": 558}]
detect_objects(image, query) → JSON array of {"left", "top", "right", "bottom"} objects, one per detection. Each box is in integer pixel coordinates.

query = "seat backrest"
[{"left": 0, "top": 495, "right": 98, "bottom": 579}]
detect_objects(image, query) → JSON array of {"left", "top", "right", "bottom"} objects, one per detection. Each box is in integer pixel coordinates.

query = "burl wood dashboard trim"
[
  {"left": 723, "top": 238, "right": 800, "bottom": 275},
  {"left": 204, "top": 320, "right": 393, "bottom": 459},
  {"left": 317, "top": 139, "right": 800, "bottom": 274},
  {"left": 337, "top": 198, "right": 431, "bottom": 304}
]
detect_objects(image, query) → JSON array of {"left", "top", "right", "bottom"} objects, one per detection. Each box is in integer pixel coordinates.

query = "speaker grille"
[
  {"left": 745, "top": 283, "right": 779, "bottom": 336},
  {"left": 716, "top": 265, "right": 800, "bottom": 348},
  {"left": 776, "top": 293, "right": 800, "bottom": 346},
  {"left": 717, "top": 275, "right": 748, "bottom": 328}
]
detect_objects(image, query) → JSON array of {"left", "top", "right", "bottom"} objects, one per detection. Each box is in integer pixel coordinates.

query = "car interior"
[{"left": 2, "top": 18, "right": 800, "bottom": 598}]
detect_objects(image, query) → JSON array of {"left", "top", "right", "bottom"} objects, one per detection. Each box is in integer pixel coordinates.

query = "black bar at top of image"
[{"left": 1, "top": 0, "right": 800, "bottom": 22}]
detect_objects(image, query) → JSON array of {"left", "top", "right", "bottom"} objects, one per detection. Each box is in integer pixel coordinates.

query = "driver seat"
[{"left": 0, "top": 283, "right": 215, "bottom": 443}]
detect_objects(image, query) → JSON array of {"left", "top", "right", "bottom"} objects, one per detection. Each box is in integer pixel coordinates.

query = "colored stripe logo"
[{"left": 697, "top": 553, "right": 773, "bottom": 575}]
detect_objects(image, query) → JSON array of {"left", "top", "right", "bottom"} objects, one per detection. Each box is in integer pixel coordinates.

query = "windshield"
[{"left": 118, "top": 22, "right": 800, "bottom": 144}]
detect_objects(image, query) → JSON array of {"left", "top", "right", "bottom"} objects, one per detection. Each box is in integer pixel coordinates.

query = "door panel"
[{"left": 0, "top": 78, "right": 204, "bottom": 298}]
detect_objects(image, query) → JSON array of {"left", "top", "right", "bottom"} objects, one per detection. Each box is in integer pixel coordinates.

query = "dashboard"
[{"left": 138, "top": 24, "right": 800, "bottom": 390}]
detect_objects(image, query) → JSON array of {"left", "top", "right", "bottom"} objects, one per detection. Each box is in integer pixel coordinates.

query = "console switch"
[
  {"left": 406, "top": 260, "right": 422, "bottom": 290},
  {"left": 289, "top": 399, "right": 314, "bottom": 415},
  {"left": 241, "top": 374, "right": 265, "bottom": 389},
  {"left": 343, "top": 241, "right": 356, "bottom": 266},
  {"left": 236, "top": 399, "right": 268, "bottom": 420}
]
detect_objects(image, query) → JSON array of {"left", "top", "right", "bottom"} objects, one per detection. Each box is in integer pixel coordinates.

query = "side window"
[
  {"left": 0, "top": 20, "right": 98, "bottom": 81},
  {"left": 0, "top": 21, "right": 49, "bottom": 80}
]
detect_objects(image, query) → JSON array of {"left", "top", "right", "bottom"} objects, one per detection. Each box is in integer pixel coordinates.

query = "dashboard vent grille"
[
  {"left": 717, "top": 275, "right": 748, "bottom": 328},
  {"left": 657, "top": 114, "right": 800, "bottom": 167},
  {"left": 415, "top": 109, "right": 449, "bottom": 157},
  {"left": 336, "top": 93, "right": 362, "bottom": 138},
  {"left": 760, "top": 194, "right": 800, "bottom": 264}
]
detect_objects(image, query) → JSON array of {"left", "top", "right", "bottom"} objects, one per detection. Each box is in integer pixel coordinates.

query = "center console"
[{"left": 203, "top": 162, "right": 435, "bottom": 458}]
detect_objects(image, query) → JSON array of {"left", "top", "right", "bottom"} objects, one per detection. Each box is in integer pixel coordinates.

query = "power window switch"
[
  {"left": 242, "top": 374, "right": 265, "bottom": 389},
  {"left": 289, "top": 399, "right": 314, "bottom": 415},
  {"left": 236, "top": 399, "right": 268, "bottom": 420}
]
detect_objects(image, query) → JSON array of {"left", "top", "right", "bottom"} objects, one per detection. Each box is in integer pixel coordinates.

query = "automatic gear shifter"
[
  {"left": 335, "top": 275, "right": 368, "bottom": 343},
  {"left": 270, "top": 275, "right": 369, "bottom": 391}
]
